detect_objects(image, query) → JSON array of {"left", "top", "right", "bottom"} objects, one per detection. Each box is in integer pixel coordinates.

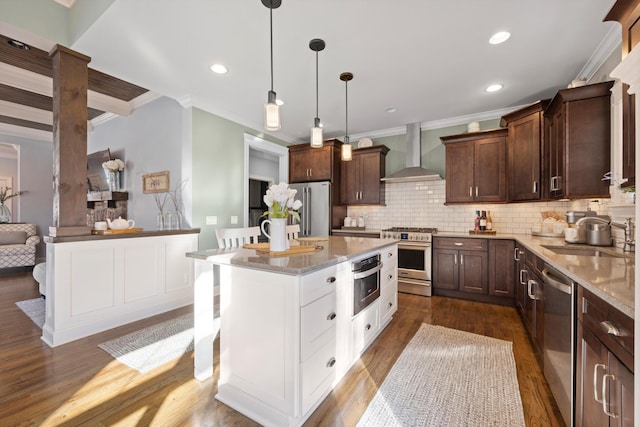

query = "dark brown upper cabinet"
[
  {"left": 441, "top": 129, "right": 508, "bottom": 204},
  {"left": 543, "top": 81, "right": 613, "bottom": 200},
  {"left": 288, "top": 139, "right": 343, "bottom": 183},
  {"left": 340, "top": 145, "right": 389, "bottom": 205},
  {"left": 500, "top": 100, "right": 550, "bottom": 202}
]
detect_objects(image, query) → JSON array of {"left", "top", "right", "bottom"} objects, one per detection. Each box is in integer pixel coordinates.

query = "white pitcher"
[{"left": 261, "top": 218, "right": 288, "bottom": 252}]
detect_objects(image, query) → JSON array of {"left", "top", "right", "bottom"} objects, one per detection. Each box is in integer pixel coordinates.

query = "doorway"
[{"left": 243, "top": 133, "right": 289, "bottom": 229}]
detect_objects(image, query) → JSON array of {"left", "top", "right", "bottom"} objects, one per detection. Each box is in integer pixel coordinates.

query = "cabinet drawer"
[
  {"left": 381, "top": 262, "right": 397, "bottom": 288},
  {"left": 379, "top": 280, "right": 398, "bottom": 326},
  {"left": 381, "top": 246, "right": 398, "bottom": 269},
  {"left": 352, "top": 302, "right": 380, "bottom": 357},
  {"left": 301, "top": 291, "right": 337, "bottom": 362},
  {"left": 301, "top": 338, "right": 337, "bottom": 414},
  {"left": 300, "top": 264, "right": 344, "bottom": 306},
  {"left": 525, "top": 250, "right": 545, "bottom": 277},
  {"left": 579, "top": 286, "right": 634, "bottom": 370},
  {"left": 434, "top": 237, "right": 487, "bottom": 251}
]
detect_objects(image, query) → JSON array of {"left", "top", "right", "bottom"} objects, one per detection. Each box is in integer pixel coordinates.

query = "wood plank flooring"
[{"left": 0, "top": 271, "right": 563, "bottom": 426}]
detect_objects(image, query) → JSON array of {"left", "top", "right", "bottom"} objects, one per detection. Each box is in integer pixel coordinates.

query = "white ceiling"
[{"left": 7, "top": 0, "right": 622, "bottom": 144}]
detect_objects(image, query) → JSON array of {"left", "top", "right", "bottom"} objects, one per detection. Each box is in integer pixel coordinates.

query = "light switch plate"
[
  {"left": 206, "top": 215, "right": 217, "bottom": 225},
  {"left": 231, "top": 216, "right": 238, "bottom": 224}
]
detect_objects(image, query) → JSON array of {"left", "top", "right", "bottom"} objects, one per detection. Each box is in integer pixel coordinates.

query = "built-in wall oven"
[
  {"left": 352, "top": 253, "right": 382, "bottom": 316},
  {"left": 381, "top": 227, "right": 435, "bottom": 297}
]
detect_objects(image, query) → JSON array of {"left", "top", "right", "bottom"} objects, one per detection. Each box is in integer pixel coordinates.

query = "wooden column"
[{"left": 49, "top": 45, "right": 91, "bottom": 237}]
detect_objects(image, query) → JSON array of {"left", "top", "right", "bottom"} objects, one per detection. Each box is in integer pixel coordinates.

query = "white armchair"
[{"left": 0, "top": 223, "right": 40, "bottom": 268}]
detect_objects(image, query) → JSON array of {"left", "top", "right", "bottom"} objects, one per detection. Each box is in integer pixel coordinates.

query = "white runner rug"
[
  {"left": 357, "top": 324, "right": 525, "bottom": 427},
  {"left": 98, "top": 313, "right": 194, "bottom": 374},
  {"left": 15, "top": 298, "right": 45, "bottom": 328}
]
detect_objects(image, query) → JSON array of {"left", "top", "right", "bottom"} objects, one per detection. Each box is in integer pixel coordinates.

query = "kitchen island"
[{"left": 187, "top": 236, "right": 398, "bottom": 427}]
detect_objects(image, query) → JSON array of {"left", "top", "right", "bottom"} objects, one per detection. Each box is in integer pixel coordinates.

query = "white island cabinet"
[{"left": 188, "top": 236, "right": 398, "bottom": 427}]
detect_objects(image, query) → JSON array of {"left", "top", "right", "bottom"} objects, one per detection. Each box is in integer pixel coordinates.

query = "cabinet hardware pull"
[
  {"left": 460, "top": 254, "right": 464, "bottom": 265},
  {"left": 454, "top": 254, "right": 457, "bottom": 265},
  {"left": 365, "top": 323, "right": 371, "bottom": 331},
  {"left": 602, "top": 373, "right": 618, "bottom": 418},
  {"left": 387, "top": 274, "right": 393, "bottom": 280},
  {"left": 326, "top": 357, "right": 336, "bottom": 368},
  {"left": 593, "top": 363, "right": 606, "bottom": 403},
  {"left": 469, "top": 187, "right": 473, "bottom": 197},
  {"left": 513, "top": 247, "right": 520, "bottom": 261},
  {"left": 533, "top": 181, "right": 538, "bottom": 193},
  {"left": 527, "top": 279, "right": 535, "bottom": 300},
  {"left": 475, "top": 187, "right": 478, "bottom": 197},
  {"left": 309, "top": 168, "right": 312, "bottom": 177},
  {"left": 326, "top": 276, "right": 336, "bottom": 283},
  {"left": 454, "top": 242, "right": 463, "bottom": 246},
  {"left": 388, "top": 302, "right": 393, "bottom": 308},
  {"left": 519, "top": 269, "right": 527, "bottom": 285},
  {"left": 387, "top": 252, "right": 393, "bottom": 257},
  {"left": 599, "top": 320, "right": 625, "bottom": 337},
  {"left": 327, "top": 312, "right": 337, "bottom": 321}
]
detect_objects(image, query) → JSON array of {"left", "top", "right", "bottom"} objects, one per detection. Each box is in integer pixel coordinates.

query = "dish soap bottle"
[{"left": 486, "top": 210, "right": 493, "bottom": 231}]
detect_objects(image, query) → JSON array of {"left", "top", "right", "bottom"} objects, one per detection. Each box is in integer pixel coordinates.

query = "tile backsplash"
[{"left": 346, "top": 180, "right": 634, "bottom": 249}]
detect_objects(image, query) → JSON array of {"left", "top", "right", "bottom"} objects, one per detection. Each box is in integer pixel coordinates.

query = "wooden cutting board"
[
  {"left": 243, "top": 242, "right": 323, "bottom": 256},
  {"left": 296, "top": 236, "right": 329, "bottom": 242},
  {"left": 92, "top": 227, "right": 144, "bottom": 235}
]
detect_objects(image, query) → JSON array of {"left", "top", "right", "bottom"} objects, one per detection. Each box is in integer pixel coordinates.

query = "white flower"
[
  {"left": 262, "top": 182, "right": 302, "bottom": 220},
  {"left": 102, "top": 159, "right": 125, "bottom": 172}
]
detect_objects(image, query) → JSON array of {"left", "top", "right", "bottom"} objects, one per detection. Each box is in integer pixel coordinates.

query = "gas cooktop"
[{"left": 382, "top": 227, "right": 438, "bottom": 233}]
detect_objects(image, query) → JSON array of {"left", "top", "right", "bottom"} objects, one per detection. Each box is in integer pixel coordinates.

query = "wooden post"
[{"left": 49, "top": 45, "right": 91, "bottom": 237}]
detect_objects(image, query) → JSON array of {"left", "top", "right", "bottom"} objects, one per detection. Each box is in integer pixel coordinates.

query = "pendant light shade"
[
  {"left": 309, "top": 38, "right": 325, "bottom": 148},
  {"left": 340, "top": 72, "right": 354, "bottom": 161},
  {"left": 262, "top": 0, "right": 281, "bottom": 131}
]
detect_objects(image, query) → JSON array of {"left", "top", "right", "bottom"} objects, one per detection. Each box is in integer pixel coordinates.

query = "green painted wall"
[
  {"left": 191, "top": 108, "right": 288, "bottom": 250},
  {"left": 374, "top": 119, "right": 501, "bottom": 178},
  {"left": 0, "top": 0, "right": 70, "bottom": 45}
]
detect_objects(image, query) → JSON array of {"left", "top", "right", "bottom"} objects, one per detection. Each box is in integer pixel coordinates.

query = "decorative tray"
[
  {"left": 468, "top": 229, "right": 496, "bottom": 235},
  {"left": 296, "top": 236, "right": 329, "bottom": 242},
  {"left": 243, "top": 242, "right": 323, "bottom": 256},
  {"left": 92, "top": 227, "right": 144, "bottom": 235}
]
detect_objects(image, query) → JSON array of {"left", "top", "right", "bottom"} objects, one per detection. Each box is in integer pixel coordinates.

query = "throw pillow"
[{"left": 0, "top": 231, "right": 28, "bottom": 245}]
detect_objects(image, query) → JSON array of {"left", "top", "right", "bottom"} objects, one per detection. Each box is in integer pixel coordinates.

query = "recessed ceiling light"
[
  {"left": 209, "top": 64, "right": 228, "bottom": 74},
  {"left": 486, "top": 84, "right": 503, "bottom": 93},
  {"left": 385, "top": 107, "right": 397, "bottom": 113},
  {"left": 276, "top": 99, "right": 284, "bottom": 106},
  {"left": 489, "top": 31, "right": 511, "bottom": 45}
]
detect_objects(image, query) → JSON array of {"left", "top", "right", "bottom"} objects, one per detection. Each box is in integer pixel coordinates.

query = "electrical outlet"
[
  {"left": 206, "top": 215, "right": 217, "bottom": 225},
  {"left": 231, "top": 216, "right": 238, "bottom": 224}
]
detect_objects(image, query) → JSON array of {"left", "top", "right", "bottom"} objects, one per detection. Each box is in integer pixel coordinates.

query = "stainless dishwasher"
[{"left": 542, "top": 264, "right": 575, "bottom": 427}]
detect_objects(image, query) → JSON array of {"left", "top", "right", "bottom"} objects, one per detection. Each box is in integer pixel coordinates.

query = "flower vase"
[
  {"left": 260, "top": 217, "right": 287, "bottom": 252},
  {"left": 109, "top": 171, "right": 120, "bottom": 191},
  {"left": 0, "top": 203, "right": 11, "bottom": 223}
]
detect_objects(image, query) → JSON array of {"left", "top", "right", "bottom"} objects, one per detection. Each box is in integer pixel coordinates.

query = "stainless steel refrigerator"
[{"left": 289, "top": 181, "right": 332, "bottom": 237}]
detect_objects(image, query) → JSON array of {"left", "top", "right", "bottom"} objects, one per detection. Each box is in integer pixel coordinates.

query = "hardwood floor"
[{"left": 0, "top": 272, "right": 563, "bottom": 426}]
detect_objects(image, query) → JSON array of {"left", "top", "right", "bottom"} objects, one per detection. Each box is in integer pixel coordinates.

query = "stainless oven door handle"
[{"left": 353, "top": 263, "right": 383, "bottom": 280}]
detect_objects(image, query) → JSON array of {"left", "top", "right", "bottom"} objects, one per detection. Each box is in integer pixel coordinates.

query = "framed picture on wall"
[{"left": 142, "top": 171, "right": 170, "bottom": 193}]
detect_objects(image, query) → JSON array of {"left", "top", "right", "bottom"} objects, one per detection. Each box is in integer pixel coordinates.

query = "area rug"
[
  {"left": 15, "top": 298, "right": 45, "bottom": 328},
  {"left": 98, "top": 313, "right": 194, "bottom": 374},
  {"left": 357, "top": 324, "right": 525, "bottom": 427}
]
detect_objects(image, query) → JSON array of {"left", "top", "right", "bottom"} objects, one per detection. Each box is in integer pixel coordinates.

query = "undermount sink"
[{"left": 541, "top": 245, "right": 628, "bottom": 259}]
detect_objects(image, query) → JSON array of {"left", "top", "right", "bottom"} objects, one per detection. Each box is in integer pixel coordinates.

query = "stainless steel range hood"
[{"left": 381, "top": 123, "right": 442, "bottom": 182}]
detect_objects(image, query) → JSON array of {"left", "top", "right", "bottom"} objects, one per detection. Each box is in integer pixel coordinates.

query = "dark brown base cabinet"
[
  {"left": 514, "top": 248, "right": 544, "bottom": 360},
  {"left": 432, "top": 237, "right": 514, "bottom": 305},
  {"left": 576, "top": 286, "right": 634, "bottom": 426}
]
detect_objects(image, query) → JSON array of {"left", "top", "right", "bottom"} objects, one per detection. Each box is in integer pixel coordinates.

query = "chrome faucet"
[{"left": 611, "top": 217, "right": 635, "bottom": 253}]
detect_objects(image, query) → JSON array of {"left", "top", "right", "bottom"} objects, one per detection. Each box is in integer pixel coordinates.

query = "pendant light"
[
  {"left": 340, "top": 72, "right": 354, "bottom": 161},
  {"left": 309, "top": 38, "right": 325, "bottom": 148},
  {"left": 262, "top": 0, "right": 281, "bottom": 131}
]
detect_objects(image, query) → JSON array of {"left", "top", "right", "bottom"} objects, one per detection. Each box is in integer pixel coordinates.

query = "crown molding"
[{"left": 577, "top": 26, "right": 621, "bottom": 81}]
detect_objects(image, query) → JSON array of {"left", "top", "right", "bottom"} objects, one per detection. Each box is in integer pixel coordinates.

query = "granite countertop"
[
  {"left": 187, "top": 236, "right": 398, "bottom": 275},
  {"left": 331, "top": 228, "right": 382, "bottom": 235},
  {"left": 436, "top": 232, "right": 634, "bottom": 319},
  {"left": 44, "top": 228, "right": 200, "bottom": 243}
]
